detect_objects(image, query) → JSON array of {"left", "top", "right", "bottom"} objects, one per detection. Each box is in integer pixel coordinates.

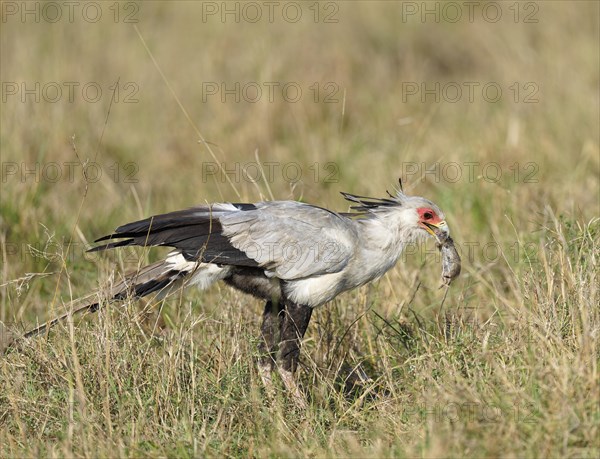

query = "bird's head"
[
  {"left": 407, "top": 198, "right": 449, "bottom": 242},
  {"left": 341, "top": 186, "right": 450, "bottom": 244}
]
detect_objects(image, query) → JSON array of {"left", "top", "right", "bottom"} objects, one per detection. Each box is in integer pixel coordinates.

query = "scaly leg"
[
  {"left": 258, "top": 300, "right": 284, "bottom": 389},
  {"left": 277, "top": 301, "right": 313, "bottom": 408}
]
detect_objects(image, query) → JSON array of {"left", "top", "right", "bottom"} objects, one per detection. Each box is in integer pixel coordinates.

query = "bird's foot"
[
  {"left": 278, "top": 368, "right": 308, "bottom": 409},
  {"left": 258, "top": 361, "right": 276, "bottom": 399}
]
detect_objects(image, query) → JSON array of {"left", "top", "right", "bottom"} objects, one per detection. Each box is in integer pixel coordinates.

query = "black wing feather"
[{"left": 88, "top": 205, "right": 259, "bottom": 267}]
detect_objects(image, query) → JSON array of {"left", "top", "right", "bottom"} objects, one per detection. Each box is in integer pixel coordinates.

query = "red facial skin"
[{"left": 416, "top": 207, "right": 443, "bottom": 232}]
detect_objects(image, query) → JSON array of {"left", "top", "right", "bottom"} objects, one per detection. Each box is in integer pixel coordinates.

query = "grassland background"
[{"left": 1, "top": 1, "right": 599, "bottom": 457}]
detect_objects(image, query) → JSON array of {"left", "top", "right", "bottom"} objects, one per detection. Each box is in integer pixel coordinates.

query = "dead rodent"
[{"left": 437, "top": 234, "right": 461, "bottom": 287}]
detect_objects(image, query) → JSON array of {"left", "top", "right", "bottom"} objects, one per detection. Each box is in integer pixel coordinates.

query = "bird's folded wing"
[
  {"left": 89, "top": 201, "right": 356, "bottom": 280},
  {"left": 220, "top": 201, "right": 356, "bottom": 280}
]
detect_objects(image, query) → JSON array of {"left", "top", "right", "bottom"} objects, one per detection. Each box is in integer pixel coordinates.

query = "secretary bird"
[{"left": 19, "top": 185, "right": 459, "bottom": 404}]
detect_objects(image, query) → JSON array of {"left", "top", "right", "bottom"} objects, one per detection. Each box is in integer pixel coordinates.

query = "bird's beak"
[{"left": 422, "top": 221, "right": 449, "bottom": 244}]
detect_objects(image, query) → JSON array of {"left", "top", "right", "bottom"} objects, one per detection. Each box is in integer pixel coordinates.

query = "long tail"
[
  {"left": 23, "top": 298, "right": 101, "bottom": 339},
  {"left": 18, "top": 258, "right": 189, "bottom": 341}
]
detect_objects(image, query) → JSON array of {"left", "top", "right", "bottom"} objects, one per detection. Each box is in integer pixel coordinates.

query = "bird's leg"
[
  {"left": 277, "top": 301, "right": 313, "bottom": 408},
  {"left": 258, "top": 300, "right": 284, "bottom": 389}
]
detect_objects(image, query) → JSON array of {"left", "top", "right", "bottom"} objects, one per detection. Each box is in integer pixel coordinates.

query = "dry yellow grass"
[{"left": 1, "top": 2, "right": 598, "bottom": 457}]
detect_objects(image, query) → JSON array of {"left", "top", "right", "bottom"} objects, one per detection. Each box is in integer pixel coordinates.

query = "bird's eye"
[{"left": 423, "top": 212, "right": 433, "bottom": 220}]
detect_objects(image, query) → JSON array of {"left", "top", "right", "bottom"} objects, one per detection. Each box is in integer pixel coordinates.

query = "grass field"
[{"left": 1, "top": 1, "right": 599, "bottom": 457}]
